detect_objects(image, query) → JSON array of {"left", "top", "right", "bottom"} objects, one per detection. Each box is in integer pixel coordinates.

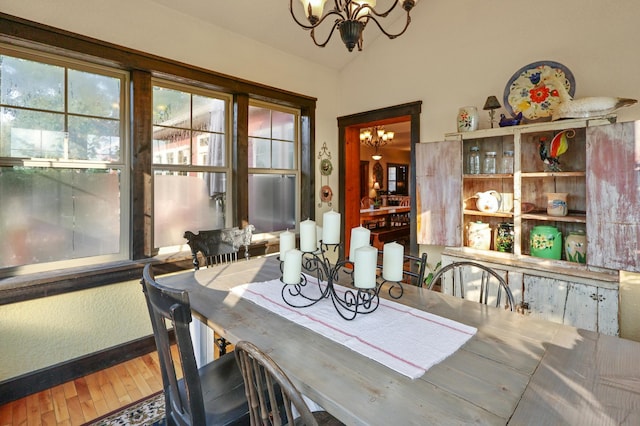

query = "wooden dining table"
[{"left": 158, "top": 256, "right": 640, "bottom": 425}]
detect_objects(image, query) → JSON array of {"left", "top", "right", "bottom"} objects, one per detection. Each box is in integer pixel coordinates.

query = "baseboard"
[{"left": 0, "top": 334, "right": 163, "bottom": 404}]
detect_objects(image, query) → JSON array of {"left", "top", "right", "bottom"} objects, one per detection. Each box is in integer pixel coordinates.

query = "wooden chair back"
[
  {"left": 141, "top": 264, "right": 206, "bottom": 425},
  {"left": 234, "top": 341, "right": 342, "bottom": 426},
  {"left": 426, "top": 261, "right": 515, "bottom": 311}
]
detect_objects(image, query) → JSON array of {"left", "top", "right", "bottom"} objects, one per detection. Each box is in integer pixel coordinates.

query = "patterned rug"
[{"left": 83, "top": 391, "right": 166, "bottom": 426}]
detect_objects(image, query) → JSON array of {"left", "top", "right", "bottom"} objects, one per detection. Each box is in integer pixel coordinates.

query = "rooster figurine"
[{"left": 539, "top": 129, "right": 574, "bottom": 171}]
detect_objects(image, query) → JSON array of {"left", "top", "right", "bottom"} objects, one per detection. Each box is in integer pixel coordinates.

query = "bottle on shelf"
[
  {"left": 483, "top": 151, "right": 497, "bottom": 174},
  {"left": 468, "top": 146, "right": 480, "bottom": 174},
  {"left": 502, "top": 150, "right": 514, "bottom": 174}
]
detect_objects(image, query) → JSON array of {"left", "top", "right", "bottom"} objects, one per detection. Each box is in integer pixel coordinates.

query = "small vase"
[
  {"left": 457, "top": 106, "right": 479, "bottom": 132},
  {"left": 530, "top": 225, "right": 562, "bottom": 260},
  {"left": 565, "top": 230, "right": 587, "bottom": 263},
  {"left": 546, "top": 192, "right": 568, "bottom": 217}
]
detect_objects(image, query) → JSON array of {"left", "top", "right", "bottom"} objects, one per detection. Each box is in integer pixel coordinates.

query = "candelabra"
[{"left": 280, "top": 242, "right": 404, "bottom": 321}]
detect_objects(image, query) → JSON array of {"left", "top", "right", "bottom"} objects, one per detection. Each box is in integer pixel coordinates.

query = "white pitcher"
[{"left": 475, "top": 190, "right": 502, "bottom": 213}]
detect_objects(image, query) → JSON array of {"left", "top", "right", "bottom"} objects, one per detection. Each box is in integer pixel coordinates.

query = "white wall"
[{"left": 337, "top": 0, "right": 640, "bottom": 141}]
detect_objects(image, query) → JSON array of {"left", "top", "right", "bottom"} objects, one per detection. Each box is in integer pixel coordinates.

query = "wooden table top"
[
  {"left": 359, "top": 205, "right": 410, "bottom": 218},
  {"left": 158, "top": 256, "right": 640, "bottom": 425}
]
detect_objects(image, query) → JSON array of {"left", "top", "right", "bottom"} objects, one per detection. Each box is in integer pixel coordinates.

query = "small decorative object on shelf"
[
  {"left": 468, "top": 146, "right": 481, "bottom": 174},
  {"left": 530, "top": 225, "right": 562, "bottom": 260},
  {"left": 474, "top": 190, "right": 502, "bottom": 213},
  {"left": 483, "top": 96, "right": 501, "bottom": 128},
  {"left": 501, "top": 150, "right": 514, "bottom": 174},
  {"left": 539, "top": 129, "right": 574, "bottom": 172},
  {"left": 467, "top": 221, "right": 491, "bottom": 250},
  {"left": 546, "top": 192, "right": 568, "bottom": 217},
  {"left": 565, "top": 230, "right": 587, "bottom": 263},
  {"left": 539, "top": 68, "right": 637, "bottom": 121},
  {"left": 495, "top": 223, "right": 515, "bottom": 253},
  {"left": 499, "top": 111, "right": 523, "bottom": 127},
  {"left": 457, "top": 106, "right": 479, "bottom": 132},
  {"left": 483, "top": 151, "right": 497, "bottom": 174},
  {"left": 279, "top": 212, "right": 407, "bottom": 320}
]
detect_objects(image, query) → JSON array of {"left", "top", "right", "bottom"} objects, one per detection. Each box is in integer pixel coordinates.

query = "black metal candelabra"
[{"left": 279, "top": 242, "right": 405, "bottom": 320}]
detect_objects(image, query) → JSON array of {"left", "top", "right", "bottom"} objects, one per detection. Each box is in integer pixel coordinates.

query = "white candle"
[
  {"left": 322, "top": 210, "right": 341, "bottom": 244},
  {"left": 382, "top": 242, "right": 404, "bottom": 282},
  {"left": 349, "top": 226, "right": 371, "bottom": 261},
  {"left": 354, "top": 245, "right": 378, "bottom": 289},
  {"left": 299, "top": 219, "right": 317, "bottom": 252},
  {"left": 282, "top": 249, "right": 302, "bottom": 284},
  {"left": 279, "top": 229, "right": 295, "bottom": 261}
]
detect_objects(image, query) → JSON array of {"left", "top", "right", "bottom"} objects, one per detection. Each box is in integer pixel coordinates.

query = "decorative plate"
[
  {"left": 320, "top": 185, "right": 333, "bottom": 203},
  {"left": 503, "top": 61, "right": 575, "bottom": 122},
  {"left": 320, "top": 158, "right": 333, "bottom": 176}
]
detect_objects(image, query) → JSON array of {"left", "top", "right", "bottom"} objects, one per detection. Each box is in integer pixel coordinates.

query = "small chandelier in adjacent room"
[
  {"left": 290, "top": 0, "right": 418, "bottom": 52},
  {"left": 361, "top": 126, "right": 394, "bottom": 160}
]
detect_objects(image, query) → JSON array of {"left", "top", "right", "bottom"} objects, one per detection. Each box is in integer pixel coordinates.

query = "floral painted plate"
[{"left": 503, "top": 61, "right": 575, "bottom": 122}]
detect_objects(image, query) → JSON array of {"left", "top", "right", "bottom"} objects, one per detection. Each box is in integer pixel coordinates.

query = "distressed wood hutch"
[{"left": 416, "top": 117, "right": 640, "bottom": 335}]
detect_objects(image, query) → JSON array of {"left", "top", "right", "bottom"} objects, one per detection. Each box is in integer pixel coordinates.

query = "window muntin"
[
  {"left": 152, "top": 81, "right": 231, "bottom": 249},
  {"left": 248, "top": 102, "right": 299, "bottom": 234},
  {"left": 0, "top": 46, "right": 128, "bottom": 273}
]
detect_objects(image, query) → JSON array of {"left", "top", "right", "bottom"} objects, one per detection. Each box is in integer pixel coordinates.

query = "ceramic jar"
[
  {"left": 530, "top": 225, "right": 562, "bottom": 259},
  {"left": 565, "top": 230, "right": 587, "bottom": 263},
  {"left": 495, "top": 223, "right": 514, "bottom": 253},
  {"left": 457, "top": 106, "right": 479, "bottom": 132},
  {"left": 467, "top": 221, "right": 491, "bottom": 250},
  {"left": 546, "top": 192, "right": 568, "bottom": 216}
]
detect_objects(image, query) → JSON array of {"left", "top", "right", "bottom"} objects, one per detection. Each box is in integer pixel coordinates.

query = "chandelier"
[
  {"left": 360, "top": 126, "right": 394, "bottom": 160},
  {"left": 290, "top": 0, "right": 418, "bottom": 52}
]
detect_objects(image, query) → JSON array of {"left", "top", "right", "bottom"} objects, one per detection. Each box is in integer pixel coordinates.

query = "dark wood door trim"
[{"left": 337, "top": 101, "right": 422, "bottom": 256}]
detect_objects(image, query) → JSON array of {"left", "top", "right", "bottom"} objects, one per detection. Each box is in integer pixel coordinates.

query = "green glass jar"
[{"left": 530, "top": 225, "right": 562, "bottom": 259}]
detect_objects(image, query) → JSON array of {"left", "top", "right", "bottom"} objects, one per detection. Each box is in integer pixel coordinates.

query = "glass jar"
[
  {"left": 468, "top": 146, "right": 480, "bottom": 174},
  {"left": 483, "top": 151, "right": 497, "bottom": 174},
  {"left": 502, "top": 150, "right": 514, "bottom": 173}
]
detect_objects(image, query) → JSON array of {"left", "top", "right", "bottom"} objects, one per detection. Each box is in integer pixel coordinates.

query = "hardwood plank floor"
[{"left": 0, "top": 347, "right": 179, "bottom": 426}]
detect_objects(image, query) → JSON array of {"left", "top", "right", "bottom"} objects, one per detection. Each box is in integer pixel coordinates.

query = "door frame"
[{"left": 337, "top": 101, "right": 422, "bottom": 257}]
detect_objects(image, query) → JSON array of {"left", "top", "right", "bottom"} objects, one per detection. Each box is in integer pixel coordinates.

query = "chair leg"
[{"left": 215, "top": 335, "right": 231, "bottom": 356}]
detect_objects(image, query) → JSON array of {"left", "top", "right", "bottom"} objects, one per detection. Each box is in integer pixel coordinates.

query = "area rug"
[{"left": 83, "top": 391, "right": 166, "bottom": 426}]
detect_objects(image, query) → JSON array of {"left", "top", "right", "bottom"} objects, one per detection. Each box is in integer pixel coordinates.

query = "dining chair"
[
  {"left": 425, "top": 261, "right": 515, "bottom": 311},
  {"left": 234, "top": 341, "right": 343, "bottom": 426},
  {"left": 140, "top": 264, "right": 250, "bottom": 425},
  {"left": 184, "top": 225, "right": 254, "bottom": 358},
  {"left": 377, "top": 251, "right": 428, "bottom": 287}
]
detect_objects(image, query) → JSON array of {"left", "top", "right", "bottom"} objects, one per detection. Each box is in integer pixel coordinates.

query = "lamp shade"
[
  {"left": 483, "top": 96, "right": 501, "bottom": 110},
  {"left": 373, "top": 182, "right": 380, "bottom": 190}
]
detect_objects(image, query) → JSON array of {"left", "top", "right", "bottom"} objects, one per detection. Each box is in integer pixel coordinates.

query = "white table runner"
[{"left": 231, "top": 278, "right": 477, "bottom": 379}]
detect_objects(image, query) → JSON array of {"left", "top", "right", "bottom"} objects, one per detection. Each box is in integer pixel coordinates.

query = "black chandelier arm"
[{"left": 366, "top": 12, "right": 413, "bottom": 40}]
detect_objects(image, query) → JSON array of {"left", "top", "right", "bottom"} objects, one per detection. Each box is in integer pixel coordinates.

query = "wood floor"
[{"left": 0, "top": 347, "right": 178, "bottom": 426}]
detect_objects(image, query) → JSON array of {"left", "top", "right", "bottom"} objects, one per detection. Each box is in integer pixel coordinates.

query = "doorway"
[{"left": 337, "top": 101, "right": 422, "bottom": 256}]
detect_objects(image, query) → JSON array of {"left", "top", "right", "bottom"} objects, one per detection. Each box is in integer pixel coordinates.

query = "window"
[
  {"left": 0, "top": 45, "right": 129, "bottom": 272},
  {"left": 248, "top": 102, "right": 299, "bottom": 235},
  {"left": 387, "top": 163, "right": 408, "bottom": 195},
  {"left": 152, "top": 81, "right": 232, "bottom": 248}
]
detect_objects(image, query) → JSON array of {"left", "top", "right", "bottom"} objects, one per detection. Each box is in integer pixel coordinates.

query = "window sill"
[{"left": 0, "top": 252, "right": 195, "bottom": 306}]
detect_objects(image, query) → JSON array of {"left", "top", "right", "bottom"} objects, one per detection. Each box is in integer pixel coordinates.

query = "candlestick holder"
[{"left": 279, "top": 242, "right": 405, "bottom": 320}]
